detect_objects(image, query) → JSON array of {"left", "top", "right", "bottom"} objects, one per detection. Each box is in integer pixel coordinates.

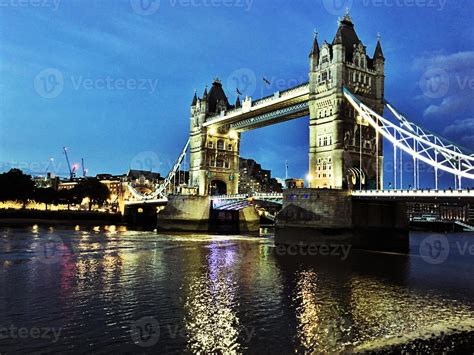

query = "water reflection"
[
  {"left": 0, "top": 226, "right": 473, "bottom": 353},
  {"left": 184, "top": 242, "right": 241, "bottom": 353}
]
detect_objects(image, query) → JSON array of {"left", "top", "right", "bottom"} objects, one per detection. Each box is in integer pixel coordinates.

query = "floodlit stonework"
[{"left": 308, "top": 13, "right": 385, "bottom": 190}]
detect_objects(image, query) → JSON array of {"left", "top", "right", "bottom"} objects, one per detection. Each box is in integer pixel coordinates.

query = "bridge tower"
[
  {"left": 189, "top": 79, "right": 241, "bottom": 195},
  {"left": 308, "top": 13, "right": 385, "bottom": 190}
]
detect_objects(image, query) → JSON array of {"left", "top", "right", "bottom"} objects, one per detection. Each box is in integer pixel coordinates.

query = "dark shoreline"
[{"left": 0, "top": 209, "right": 123, "bottom": 226}]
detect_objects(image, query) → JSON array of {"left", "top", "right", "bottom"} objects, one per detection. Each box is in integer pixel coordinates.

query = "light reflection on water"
[{"left": 0, "top": 226, "right": 473, "bottom": 353}]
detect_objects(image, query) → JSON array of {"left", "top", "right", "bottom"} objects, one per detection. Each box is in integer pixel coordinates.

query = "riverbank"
[{"left": 0, "top": 209, "right": 122, "bottom": 226}]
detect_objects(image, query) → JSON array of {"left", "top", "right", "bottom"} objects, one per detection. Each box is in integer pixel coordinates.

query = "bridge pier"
[
  {"left": 156, "top": 195, "right": 260, "bottom": 233},
  {"left": 275, "top": 189, "right": 409, "bottom": 253}
]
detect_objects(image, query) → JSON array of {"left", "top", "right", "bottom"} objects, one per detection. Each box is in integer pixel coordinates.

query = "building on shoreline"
[{"left": 238, "top": 158, "right": 283, "bottom": 194}]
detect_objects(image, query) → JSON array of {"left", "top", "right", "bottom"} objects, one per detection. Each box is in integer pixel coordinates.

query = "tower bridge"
[{"left": 124, "top": 13, "right": 474, "bottom": 245}]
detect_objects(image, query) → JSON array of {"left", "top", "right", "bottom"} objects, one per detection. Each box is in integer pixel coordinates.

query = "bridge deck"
[
  {"left": 203, "top": 83, "right": 309, "bottom": 132},
  {"left": 352, "top": 189, "right": 474, "bottom": 202}
]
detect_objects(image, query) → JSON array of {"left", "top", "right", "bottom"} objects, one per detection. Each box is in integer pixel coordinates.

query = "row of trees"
[{"left": 0, "top": 169, "right": 110, "bottom": 210}]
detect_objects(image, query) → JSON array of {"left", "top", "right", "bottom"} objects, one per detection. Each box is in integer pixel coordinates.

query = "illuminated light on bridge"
[{"left": 123, "top": 13, "right": 474, "bottom": 231}]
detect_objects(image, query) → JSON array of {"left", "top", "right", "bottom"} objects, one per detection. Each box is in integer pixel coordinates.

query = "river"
[{"left": 0, "top": 225, "right": 473, "bottom": 353}]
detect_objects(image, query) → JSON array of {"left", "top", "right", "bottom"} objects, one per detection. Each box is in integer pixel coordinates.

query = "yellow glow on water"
[{"left": 184, "top": 245, "right": 241, "bottom": 354}]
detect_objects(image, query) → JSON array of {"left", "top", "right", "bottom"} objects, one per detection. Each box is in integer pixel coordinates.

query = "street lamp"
[{"left": 306, "top": 173, "right": 314, "bottom": 188}]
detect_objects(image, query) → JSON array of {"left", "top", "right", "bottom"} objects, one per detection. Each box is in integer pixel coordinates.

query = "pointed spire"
[
  {"left": 374, "top": 33, "right": 384, "bottom": 59},
  {"left": 333, "top": 25, "right": 343, "bottom": 45},
  {"left": 202, "top": 85, "right": 208, "bottom": 100},
  {"left": 191, "top": 89, "right": 197, "bottom": 106},
  {"left": 309, "top": 30, "right": 319, "bottom": 57},
  {"left": 235, "top": 96, "right": 241, "bottom": 109},
  {"left": 343, "top": 7, "right": 353, "bottom": 23}
]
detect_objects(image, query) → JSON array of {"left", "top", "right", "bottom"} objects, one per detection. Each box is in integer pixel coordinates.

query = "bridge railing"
[
  {"left": 253, "top": 192, "right": 284, "bottom": 199},
  {"left": 352, "top": 189, "right": 474, "bottom": 197},
  {"left": 204, "top": 83, "right": 309, "bottom": 127},
  {"left": 209, "top": 192, "right": 284, "bottom": 201}
]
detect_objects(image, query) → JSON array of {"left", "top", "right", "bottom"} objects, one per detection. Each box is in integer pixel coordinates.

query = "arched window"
[{"left": 217, "top": 139, "right": 224, "bottom": 150}]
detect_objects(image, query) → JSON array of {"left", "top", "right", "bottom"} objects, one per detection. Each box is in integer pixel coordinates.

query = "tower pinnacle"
[{"left": 374, "top": 34, "right": 384, "bottom": 59}]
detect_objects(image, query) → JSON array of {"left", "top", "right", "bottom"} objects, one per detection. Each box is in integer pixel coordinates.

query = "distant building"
[
  {"left": 34, "top": 173, "right": 60, "bottom": 190},
  {"left": 238, "top": 158, "right": 282, "bottom": 194},
  {"left": 127, "top": 170, "right": 163, "bottom": 184},
  {"left": 285, "top": 178, "right": 305, "bottom": 189}
]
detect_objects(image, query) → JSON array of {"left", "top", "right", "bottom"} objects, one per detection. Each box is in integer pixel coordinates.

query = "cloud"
[
  {"left": 442, "top": 118, "right": 474, "bottom": 150},
  {"left": 423, "top": 95, "right": 470, "bottom": 117},
  {"left": 414, "top": 51, "right": 474, "bottom": 72},
  {"left": 413, "top": 51, "right": 474, "bottom": 119}
]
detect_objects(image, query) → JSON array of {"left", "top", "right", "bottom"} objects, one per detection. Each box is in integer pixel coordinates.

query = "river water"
[{"left": 0, "top": 225, "right": 473, "bottom": 353}]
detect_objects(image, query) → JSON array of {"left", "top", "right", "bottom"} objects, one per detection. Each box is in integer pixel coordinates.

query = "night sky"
[{"left": 0, "top": 0, "right": 473, "bottom": 188}]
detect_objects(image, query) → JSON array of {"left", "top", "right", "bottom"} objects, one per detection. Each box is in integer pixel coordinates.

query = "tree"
[
  {"left": 76, "top": 178, "right": 110, "bottom": 211},
  {"left": 33, "top": 187, "right": 57, "bottom": 210},
  {"left": 0, "top": 169, "right": 35, "bottom": 208},
  {"left": 56, "top": 188, "right": 80, "bottom": 210}
]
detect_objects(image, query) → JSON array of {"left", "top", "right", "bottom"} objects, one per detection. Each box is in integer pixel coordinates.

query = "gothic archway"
[{"left": 210, "top": 180, "right": 227, "bottom": 196}]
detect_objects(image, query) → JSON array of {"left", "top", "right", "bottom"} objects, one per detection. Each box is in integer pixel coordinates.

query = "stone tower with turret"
[
  {"left": 189, "top": 79, "right": 241, "bottom": 195},
  {"left": 308, "top": 13, "right": 385, "bottom": 190}
]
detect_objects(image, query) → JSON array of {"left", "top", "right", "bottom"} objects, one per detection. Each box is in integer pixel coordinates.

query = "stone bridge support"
[{"left": 275, "top": 189, "right": 409, "bottom": 253}]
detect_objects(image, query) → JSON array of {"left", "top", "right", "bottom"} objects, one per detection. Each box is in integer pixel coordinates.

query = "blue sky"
[{"left": 0, "top": 0, "right": 473, "bottom": 188}]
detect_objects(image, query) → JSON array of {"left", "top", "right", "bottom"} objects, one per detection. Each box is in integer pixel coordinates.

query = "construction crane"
[
  {"left": 44, "top": 158, "right": 54, "bottom": 178},
  {"left": 63, "top": 147, "right": 77, "bottom": 180},
  {"left": 81, "top": 158, "right": 87, "bottom": 177}
]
